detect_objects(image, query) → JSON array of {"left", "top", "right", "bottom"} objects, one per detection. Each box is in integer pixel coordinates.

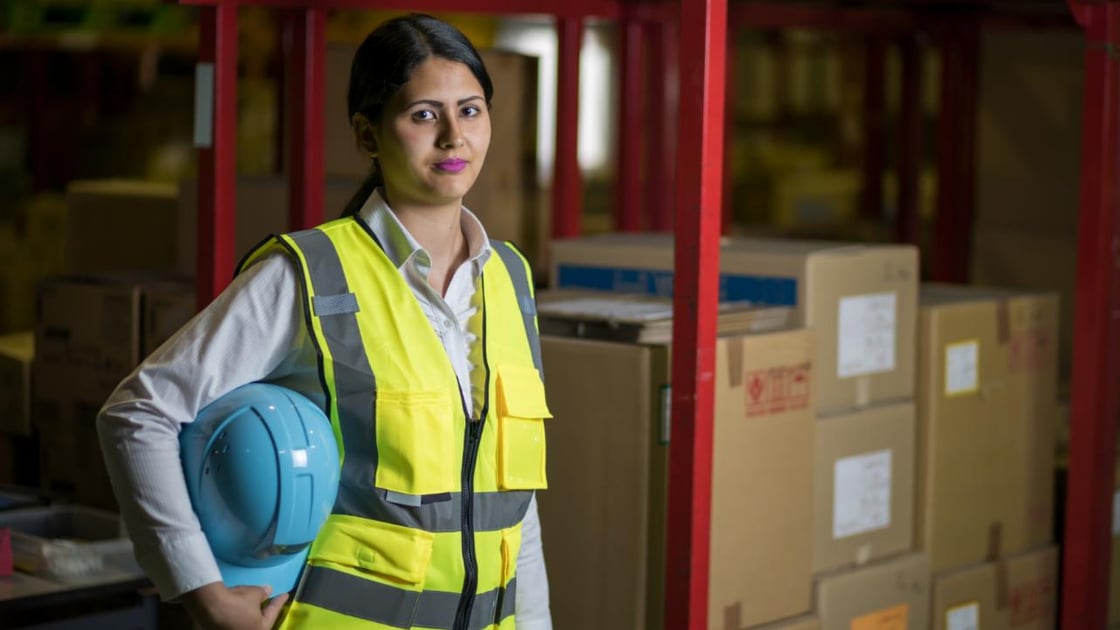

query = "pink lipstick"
[{"left": 435, "top": 159, "right": 467, "bottom": 173}]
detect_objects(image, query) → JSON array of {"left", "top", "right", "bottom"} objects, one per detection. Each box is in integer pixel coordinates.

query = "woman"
[{"left": 98, "top": 14, "right": 552, "bottom": 630}]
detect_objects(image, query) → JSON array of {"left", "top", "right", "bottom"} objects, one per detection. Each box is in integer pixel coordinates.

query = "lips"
[{"left": 435, "top": 158, "right": 467, "bottom": 173}]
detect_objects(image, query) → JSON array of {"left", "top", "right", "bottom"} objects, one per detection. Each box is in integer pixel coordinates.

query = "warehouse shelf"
[{"left": 182, "top": 1, "right": 1118, "bottom": 628}]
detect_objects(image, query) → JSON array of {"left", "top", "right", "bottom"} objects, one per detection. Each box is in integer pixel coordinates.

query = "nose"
[{"left": 439, "top": 117, "right": 465, "bottom": 149}]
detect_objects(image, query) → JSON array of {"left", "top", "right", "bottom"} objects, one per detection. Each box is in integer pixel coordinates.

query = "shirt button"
[{"left": 443, "top": 319, "right": 452, "bottom": 328}]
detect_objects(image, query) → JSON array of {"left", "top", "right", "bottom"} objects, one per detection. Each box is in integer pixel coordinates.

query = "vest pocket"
[
  {"left": 310, "top": 514, "right": 434, "bottom": 588},
  {"left": 500, "top": 524, "right": 523, "bottom": 588},
  {"left": 375, "top": 390, "right": 456, "bottom": 496},
  {"left": 496, "top": 364, "right": 552, "bottom": 490}
]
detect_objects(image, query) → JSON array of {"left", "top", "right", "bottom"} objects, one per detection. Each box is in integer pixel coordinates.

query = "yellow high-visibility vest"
[{"left": 240, "top": 215, "right": 550, "bottom": 630}]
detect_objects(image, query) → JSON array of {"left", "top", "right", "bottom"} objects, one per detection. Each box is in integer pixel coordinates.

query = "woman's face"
[{"left": 372, "top": 57, "right": 491, "bottom": 211}]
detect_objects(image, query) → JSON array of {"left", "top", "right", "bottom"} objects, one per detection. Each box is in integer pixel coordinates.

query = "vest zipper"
[{"left": 453, "top": 417, "right": 485, "bottom": 630}]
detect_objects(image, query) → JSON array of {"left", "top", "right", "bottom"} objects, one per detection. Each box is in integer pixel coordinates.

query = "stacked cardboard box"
[
  {"left": 549, "top": 234, "right": 924, "bottom": 626},
  {"left": 33, "top": 275, "right": 194, "bottom": 509},
  {"left": 538, "top": 298, "right": 815, "bottom": 629},
  {"left": 918, "top": 285, "right": 1059, "bottom": 629}
]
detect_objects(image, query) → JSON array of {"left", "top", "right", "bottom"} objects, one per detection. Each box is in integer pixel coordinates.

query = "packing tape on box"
[
  {"left": 856, "top": 376, "right": 871, "bottom": 407},
  {"left": 723, "top": 602, "right": 742, "bottom": 630},
  {"left": 997, "top": 300, "right": 1011, "bottom": 345},
  {"left": 728, "top": 337, "right": 744, "bottom": 387},
  {"left": 855, "top": 543, "right": 873, "bottom": 566}
]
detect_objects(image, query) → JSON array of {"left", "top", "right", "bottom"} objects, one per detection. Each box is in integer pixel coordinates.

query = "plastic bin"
[
  {"left": 0, "top": 506, "right": 141, "bottom": 582},
  {"left": 0, "top": 485, "right": 50, "bottom": 512}
]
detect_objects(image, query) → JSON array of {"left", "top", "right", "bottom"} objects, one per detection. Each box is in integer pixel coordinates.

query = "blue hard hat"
[{"left": 181, "top": 383, "right": 340, "bottom": 594}]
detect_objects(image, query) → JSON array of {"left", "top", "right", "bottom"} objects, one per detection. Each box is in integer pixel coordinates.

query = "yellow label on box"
[{"left": 851, "top": 603, "right": 909, "bottom": 630}]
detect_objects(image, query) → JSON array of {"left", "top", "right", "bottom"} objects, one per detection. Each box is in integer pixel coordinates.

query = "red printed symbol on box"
[
  {"left": 1009, "top": 577, "right": 1054, "bottom": 626},
  {"left": 745, "top": 363, "right": 811, "bottom": 418}
]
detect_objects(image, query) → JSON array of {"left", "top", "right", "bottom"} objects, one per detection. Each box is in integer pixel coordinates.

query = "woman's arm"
[{"left": 97, "top": 254, "right": 306, "bottom": 601}]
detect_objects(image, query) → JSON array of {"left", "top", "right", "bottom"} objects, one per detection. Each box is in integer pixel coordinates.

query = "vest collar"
[{"left": 356, "top": 188, "right": 492, "bottom": 274}]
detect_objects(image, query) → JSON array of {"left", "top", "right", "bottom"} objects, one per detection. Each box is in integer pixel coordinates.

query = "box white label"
[
  {"left": 837, "top": 292, "right": 897, "bottom": 378},
  {"left": 945, "top": 340, "right": 980, "bottom": 397},
  {"left": 946, "top": 602, "right": 980, "bottom": 630},
  {"left": 1113, "top": 490, "right": 1120, "bottom": 536},
  {"left": 833, "top": 449, "right": 892, "bottom": 539}
]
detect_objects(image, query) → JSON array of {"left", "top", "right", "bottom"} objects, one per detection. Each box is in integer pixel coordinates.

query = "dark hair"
[{"left": 341, "top": 13, "right": 494, "bottom": 216}]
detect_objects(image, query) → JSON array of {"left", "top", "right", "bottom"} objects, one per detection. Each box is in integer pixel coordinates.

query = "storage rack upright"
[{"left": 182, "top": 1, "right": 1120, "bottom": 628}]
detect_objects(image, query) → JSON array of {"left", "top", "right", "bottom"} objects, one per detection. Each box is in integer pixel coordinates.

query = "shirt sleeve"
[
  {"left": 96, "top": 254, "right": 307, "bottom": 601},
  {"left": 514, "top": 493, "right": 553, "bottom": 629}
]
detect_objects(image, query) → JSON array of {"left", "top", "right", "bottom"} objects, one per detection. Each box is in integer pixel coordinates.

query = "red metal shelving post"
[
  {"left": 286, "top": 7, "right": 326, "bottom": 230},
  {"left": 861, "top": 36, "right": 886, "bottom": 222},
  {"left": 895, "top": 34, "right": 924, "bottom": 246},
  {"left": 616, "top": 16, "right": 646, "bottom": 231},
  {"left": 666, "top": 0, "right": 726, "bottom": 628},
  {"left": 931, "top": 21, "right": 979, "bottom": 283},
  {"left": 1061, "top": 2, "right": 1120, "bottom": 628},
  {"left": 194, "top": 4, "right": 239, "bottom": 308},
  {"left": 553, "top": 16, "right": 584, "bottom": 238},
  {"left": 648, "top": 17, "right": 678, "bottom": 232}
]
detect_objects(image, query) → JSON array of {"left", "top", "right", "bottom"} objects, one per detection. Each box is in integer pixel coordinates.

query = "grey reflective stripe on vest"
[
  {"left": 297, "top": 565, "right": 517, "bottom": 630},
  {"left": 284, "top": 229, "right": 382, "bottom": 501},
  {"left": 313, "top": 292, "right": 359, "bottom": 316},
  {"left": 490, "top": 240, "right": 543, "bottom": 377},
  {"left": 336, "top": 488, "right": 533, "bottom": 533}
]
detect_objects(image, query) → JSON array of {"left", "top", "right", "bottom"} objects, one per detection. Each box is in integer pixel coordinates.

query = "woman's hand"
[{"left": 183, "top": 581, "right": 290, "bottom": 629}]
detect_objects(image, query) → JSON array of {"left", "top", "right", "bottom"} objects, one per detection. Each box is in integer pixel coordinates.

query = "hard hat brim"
[{"left": 217, "top": 548, "right": 309, "bottom": 595}]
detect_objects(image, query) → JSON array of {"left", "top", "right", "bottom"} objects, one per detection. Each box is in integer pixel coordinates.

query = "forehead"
[{"left": 395, "top": 57, "right": 484, "bottom": 102}]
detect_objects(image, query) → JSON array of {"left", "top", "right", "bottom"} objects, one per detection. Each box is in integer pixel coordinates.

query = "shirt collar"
[{"left": 356, "top": 188, "right": 492, "bottom": 272}]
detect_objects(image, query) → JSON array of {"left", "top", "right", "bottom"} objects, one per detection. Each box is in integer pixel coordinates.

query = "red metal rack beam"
[
  {"left": 194, "top": 4, "right": 239, "bottom": 307},
  {"left": 181, "top": 0, "right": 620, "bottom": 19},
  {"left": 286, "top": 8, "right": 326, "bottom": 230},
  {"left": 1061, "top": 2, "right": 1120, "bottom": 628},
  {"left": 616, "top": 17, "right": 646, "bottom": 232},
  {"left": 553, "top": 16, "right": 584, "bottom": 238},
  {"left": 667, "top": 0, "right": 726, "bottom": 628},
  {"left": 729, "top": 1, "right": 917, "bottom": 33}
]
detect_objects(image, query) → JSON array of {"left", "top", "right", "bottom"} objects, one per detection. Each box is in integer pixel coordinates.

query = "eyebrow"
[{"left": 405, "top": 95, "right": 485, "bottom": 109}]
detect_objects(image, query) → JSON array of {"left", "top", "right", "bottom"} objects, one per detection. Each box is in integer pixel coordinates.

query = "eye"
[
  {"left": 461, "top": 105, "right": 482, "bottom": 118},
  {"left": 411, "top": 110, "right": 436, "bottom": 122}
]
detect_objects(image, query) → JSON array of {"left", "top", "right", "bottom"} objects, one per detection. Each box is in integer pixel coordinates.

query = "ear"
[{"left": 352, "top": 113, "right": 378, "bottom": 157}]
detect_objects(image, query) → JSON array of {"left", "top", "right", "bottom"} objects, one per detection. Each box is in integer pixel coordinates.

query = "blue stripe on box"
[{"left": 556, "top": 264, "right": 798, "bottom": 306}]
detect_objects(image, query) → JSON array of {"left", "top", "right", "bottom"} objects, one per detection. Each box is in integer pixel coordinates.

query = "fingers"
[{"left": 261, "top": 592, "right": 290, "bottom": 627}]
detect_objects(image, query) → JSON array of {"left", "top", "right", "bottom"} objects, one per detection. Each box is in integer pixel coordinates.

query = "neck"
[{"left": 392, "top": 202, "right": 465, "bottom": 261}]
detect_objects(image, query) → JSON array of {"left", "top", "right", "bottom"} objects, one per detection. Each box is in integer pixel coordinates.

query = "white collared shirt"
[{"left": 97, "top": 189, "right": 552, "bottom": 628}]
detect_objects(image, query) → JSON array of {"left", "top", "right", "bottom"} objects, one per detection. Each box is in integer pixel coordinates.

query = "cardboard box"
[
  {"left": 814, "top": 553, "right": 931, "bottom": 630},
  {"left": 142, "top": 281, "right": 196, "bottom": 357},
  {"left": 550, "top": 234, "right": 918, "bottom": 414},
  {"left": 813, "top": 402, "right": 916, "bottom": 573},
  {"left": 0, "top": 333, "right": 33, "bottom": 436},
  {"left": 177, "top": 175, "right": 364, "bottom": 277},
  {"left": 35, "top": 275, "right": 196, "bottom": 405},
  {"left": 34, "top": 362, "right": 116, "bottom": 510},
  {"left": 1004, "top": 545, "right": 1058, "bottom": 630},
  {"left": 932, "top": 562, "right": 1007, "bottom": 630},
  {"left": 65, "top": 180, "right": 181, "bottom": 275},
  {"left": 917, "top": 286, "right": 1058, "bottom": 572},
  {"left": 539, "top": 328, "right": 815, "bottom": 629},
  {"left": 970, "top": 226, "right": 1076, "bottom": 383}
]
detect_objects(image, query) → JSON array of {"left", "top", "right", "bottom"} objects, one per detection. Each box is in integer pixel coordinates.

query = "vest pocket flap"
[
  {"left": 497, "top": 364, "right": 553, "bottom": 419},
  {"left": 311, "top": 515, "right": 434, "bottom": 587}
]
